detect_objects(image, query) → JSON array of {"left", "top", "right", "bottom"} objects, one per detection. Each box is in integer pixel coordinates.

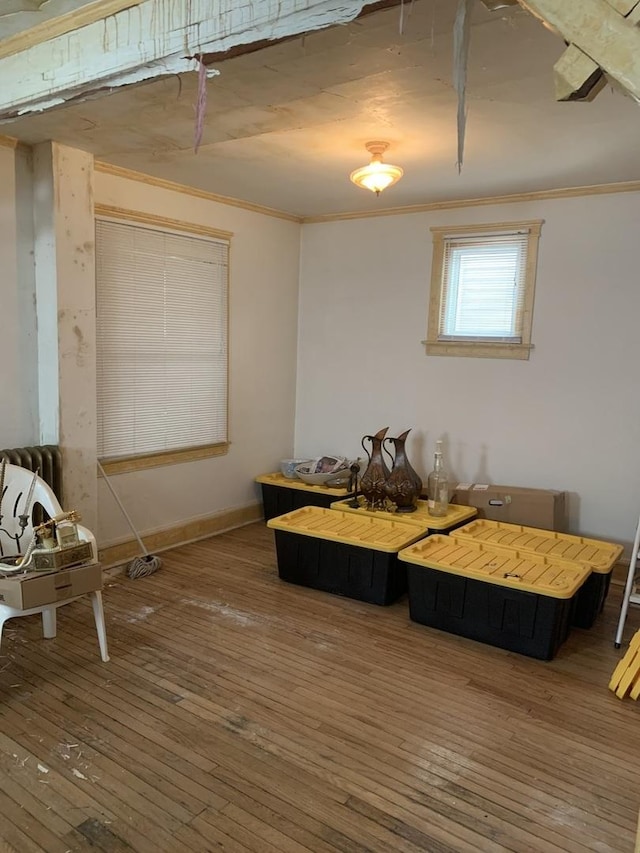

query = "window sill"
[
  {"left": 424, "top": 340, "right": 533, "bottom": 360},
  {"left": 99, "top": 442, "right": 229, "bottom": 475}
]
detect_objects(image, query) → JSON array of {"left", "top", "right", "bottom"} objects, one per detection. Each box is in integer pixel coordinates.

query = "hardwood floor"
[{"left": 0, "top": 521, "right": 639, "bottom": 853}]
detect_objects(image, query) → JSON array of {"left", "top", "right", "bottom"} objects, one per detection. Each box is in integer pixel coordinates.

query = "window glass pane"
[{"left": 439, "top": 233, "right": 527, "bottom": 343}]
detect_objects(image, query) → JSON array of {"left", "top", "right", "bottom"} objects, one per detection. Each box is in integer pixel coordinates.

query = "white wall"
[
  {"left": 0, "top": 144, "right": 38, "bottom": 448},
  {"left": 296, "top": 192, "right": 640, "bottom": 548},
  {"left": 94, "top": 172, "right": 301, "bottom": 545}
]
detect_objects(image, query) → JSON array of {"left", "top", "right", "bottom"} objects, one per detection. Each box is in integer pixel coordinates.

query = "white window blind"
[
  {"left": 95, "top": 218, "right": 229, "bottom": 460},
  {"left": 439, "top": 231, "right": 529, "bottom": 343}
]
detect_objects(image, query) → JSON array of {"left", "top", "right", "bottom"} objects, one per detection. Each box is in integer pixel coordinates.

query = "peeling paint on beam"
[
  {"left": 0, "top": 0, "right": 377, "bottom": 119},
  {"left": 0, "top": 0, "right": 148, "bottom": 61},
  {"left": 7, "top": 56, "right": 217, "bottom": 118}
]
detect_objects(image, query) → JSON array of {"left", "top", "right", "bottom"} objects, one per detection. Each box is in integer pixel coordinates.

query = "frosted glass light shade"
[{"left": 350, "top": 141, "right": 403, "bottom": 196}]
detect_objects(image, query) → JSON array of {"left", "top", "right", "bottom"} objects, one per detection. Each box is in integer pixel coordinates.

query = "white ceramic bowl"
[{"left": 280, "top": 458, "right": 312, "bottom": 479}]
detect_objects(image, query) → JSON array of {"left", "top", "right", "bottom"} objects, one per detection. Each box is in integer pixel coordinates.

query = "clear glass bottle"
[{"left": 427, "top": 440, "right": 449, "bottom": 517}]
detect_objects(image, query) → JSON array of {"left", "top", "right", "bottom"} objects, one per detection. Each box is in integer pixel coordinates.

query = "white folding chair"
[{"left": 0, "top": 463, "right": 109, "bottom": 661}]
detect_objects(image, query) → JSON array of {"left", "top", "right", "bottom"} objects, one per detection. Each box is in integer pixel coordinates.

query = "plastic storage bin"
[
  {"left": 255, "top": 473, "right": 355, "bottom": 522},
  {"left": 267, "top": 506, "right": 425, "bottom": 605},
  {"left": 452, "top": 519, "right": 623, "bottom": 629},
  {"left": 399, "top": 534, "right": 591, "bottom": 659},
  {"left": 330, "top": 498, "right": 477, "bottom": 534}
]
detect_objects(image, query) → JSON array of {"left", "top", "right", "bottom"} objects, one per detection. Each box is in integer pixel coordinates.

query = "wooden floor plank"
[{"left": 0, "top": 520, "right": 638, "bottom": 852}]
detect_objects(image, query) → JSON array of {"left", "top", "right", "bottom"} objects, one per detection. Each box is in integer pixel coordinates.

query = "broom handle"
[{"left": 97, "top": 461, "right": 149, "bottom": 557}]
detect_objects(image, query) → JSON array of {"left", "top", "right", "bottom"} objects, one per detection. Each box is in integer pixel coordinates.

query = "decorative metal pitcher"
[
  {"left": 360, "top": 427, "right": 390, "bottom": 508},
  {"left": 383, "top": 428, "right": 422, "bottom": 513}
]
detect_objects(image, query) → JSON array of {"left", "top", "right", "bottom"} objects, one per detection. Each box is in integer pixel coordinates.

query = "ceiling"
[
  {"left": 2, "top": 0, "right": 640, "bottom": 218},
  {"left": 0, "top": 0, "right": 98, "bottom": 39}
]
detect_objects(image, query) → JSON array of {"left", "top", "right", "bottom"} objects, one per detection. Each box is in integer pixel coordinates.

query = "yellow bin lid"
[
  {"left": 255, "top": 472, "right": 353, "bottom": 496},
  {"left": 267, "top": 507, "right": 425, "bottom": 552},
  {"left": 453, "top": 519, "right": 623, "bottom": 575},
  {"left": 329, "top": 498, "right": 477, "bottom": 531},
  {"left": 399, "top": 534, "right": 591, "bottom": 599}
]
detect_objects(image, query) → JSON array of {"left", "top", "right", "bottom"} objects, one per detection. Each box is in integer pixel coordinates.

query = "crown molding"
[
  {"left": 0, "top": 134, "right": 19, "bottom": 149},
  {"left": 301, "top": 179, "right": 640, "bottom": 223},
  {"left": 94, "top": 161, "right": 303, "bottom": 223},
  {"left": 0, "top": 0, "right": 147, "bottom": 61}
]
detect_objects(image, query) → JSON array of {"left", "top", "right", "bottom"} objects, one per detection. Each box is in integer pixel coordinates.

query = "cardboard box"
[
  {"left": 451, "top": 483, "right": 566, "bottom": 531},
  {"left": 0, "top": 562, "right": 102, "bottom": 610}
]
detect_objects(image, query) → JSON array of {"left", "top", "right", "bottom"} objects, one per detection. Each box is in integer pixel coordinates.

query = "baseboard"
[
  {"left": 611, "top": 561, "right": 631, "bottom": 588},
  {"left": 98, "top": 502, "right": 263, "bottom": 568}
]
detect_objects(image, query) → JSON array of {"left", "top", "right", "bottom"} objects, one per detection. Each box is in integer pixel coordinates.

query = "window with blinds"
[
  {"left": 426, "top": 220, "right": 543, "bottom": 360},
  {"left": 95, "top": 217, "right": 229, "bottom": 465}
]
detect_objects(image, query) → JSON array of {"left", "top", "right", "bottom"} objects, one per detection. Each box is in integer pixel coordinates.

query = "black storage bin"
[
  {"left": 406, "top": 564, "right": 573, "bottom": 660},
  {"left": 256, "top": 474, "right": 355, "bottom": 522},
  {"left": 267, "top": 506, "right": 424, "bottom": 605},
  {"left": 572, "top": 572, "right": 612, "bottom": 630},
  {"left": 451, "top": 519, "right": 623, "bottom": 631},
  {"left": 399, "top": 534, "right": 591, "bottom": 660}
]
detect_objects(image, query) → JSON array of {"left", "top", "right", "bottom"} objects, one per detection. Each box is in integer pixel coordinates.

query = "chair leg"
[
  {"left": 0, "top": 613, "right": 8, "bottom": 655},
  {"left": 90, "top": 591, "right": 110, "bottom": 662},
  {"left": 42, "top": 607, "right": 57, "bottom": 639}
]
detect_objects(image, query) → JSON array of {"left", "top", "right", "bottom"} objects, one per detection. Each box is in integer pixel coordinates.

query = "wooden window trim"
[
  {"left": 95, "top": 205, "right": 231, "bottom": 470},
  {"left": 425, "top": 219, "right": 543, "bottom": 361}
]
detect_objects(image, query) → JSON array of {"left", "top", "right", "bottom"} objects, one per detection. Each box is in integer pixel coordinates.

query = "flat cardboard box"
[
  {"left": 451, "top": 483, "right": 566, "bottom": 531},
  {"left": 0, "top": 562, "right": 103, "bottom": 610}
]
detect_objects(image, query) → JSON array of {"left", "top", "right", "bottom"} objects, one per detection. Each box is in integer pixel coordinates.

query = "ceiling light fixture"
[{"left": 349, "top": 141, "right": 403, "bottom": 196}]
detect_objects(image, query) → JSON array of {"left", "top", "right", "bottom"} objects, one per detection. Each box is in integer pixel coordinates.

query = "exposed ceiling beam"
[
  {"left": 0, "top": 1, "right": 42, "bottom": 14},
  {"left": 0, "top": 0, "right": 147, "bottom": 61},
  {"left": 603, "top": 0, "right": 640, "bottom": 14},
  {"left": 479, "top": 1, "right": 519, "bottom": 9},
  {"left": 198, "top": 0, "right": 402, "bottom": 64},
  {"left": 554, "top": 43, "right": 604, "bottom": 101},
  {"left": 519, "top": 0, "right": 640, "bottom": 101},
  {"left": 0, "top": 0, "right": 379, "bottom": 120}
]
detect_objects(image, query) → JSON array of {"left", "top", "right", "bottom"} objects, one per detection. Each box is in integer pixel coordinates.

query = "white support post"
[{"left": 33, "top": 143, "right": 98, "bottom": 529}]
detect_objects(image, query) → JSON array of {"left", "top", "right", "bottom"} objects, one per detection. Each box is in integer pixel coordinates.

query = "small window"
[
  {"left": 426, "top": 220, "right": 543, "bottom": 360},
  {"left": 95, "top": 214, "right": 230, "bottom": 472}
]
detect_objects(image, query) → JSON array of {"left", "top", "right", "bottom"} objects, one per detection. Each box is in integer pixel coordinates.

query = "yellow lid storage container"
[
  {"left": 400, "top": 534, "right": 591, "bottom": 599},
  {"left": 267, "top": 506, "right": 425, "bottom": 605},
  {"left": 256, "top": 473, "right": 353, "bottom": 496},
  {"left": 329, "top": 497, "right": 477, "bottom": 533},
  {"left": 398, "top": 534, "right": 591, "bottom": 660},
  {"left": 255, "top": 472, "right": 355, "bottom": 522},
  {"left": 268, "top": 506, "right": 425, "bottom": 551},
  {"left": 450, "top": 519, "right": 624, "bottom": 630},
  {"left": 452, "top": 519, "right": 622, "bottom": 574}
]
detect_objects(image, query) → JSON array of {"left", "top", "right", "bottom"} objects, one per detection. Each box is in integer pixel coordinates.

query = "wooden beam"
[
  {"left": 199, "top": 0, "right": 403, "bottom": 65},
  {"left": 518, "top": 0, "right": 640, "bottom": 101},
  {"left": 0, "top": 0, "right": 376, "bottom": 119},
  {"left": 0, "top": 0, "right": 147, "bottom": 61},
  {"left": 0, "top": 0, "right": 40, "bottom": 13},
  {"left": 554, "top": 43, "right": 605, "bottom": 101},
  {"left": 479, "top": 1, "right": 519, "bottom": 9},
  {"left": 603, "top": 0, "right": 640, "bottom": 14},
  {"left": 627, "top": 4, "right": 640, "bottom": 23}
]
